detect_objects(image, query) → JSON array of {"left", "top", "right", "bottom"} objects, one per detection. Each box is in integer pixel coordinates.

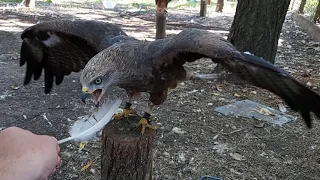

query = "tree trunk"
[
  {"left": 215, "top": 0, "right": 224, "bottom": 12},
  {"left": 25, "top": 0, "right": 35, "bottom": 8},
  {"left": 101, "top": 115, "right": 156, "bottom": 180},
  {"left": 228, "top": 0, "right": 290, "bottom": 63},
  {"left": 313, "top": 0, "right": 320, "bottom": 23},
  {"left": 298, "top": 0, "right": 306, "bottom": 14},
  {"left": 200, "top": 0, "right": 207, "bottom": 17},
  {"left": 155, "top": 0, "right": 170, "bottom": 39}
]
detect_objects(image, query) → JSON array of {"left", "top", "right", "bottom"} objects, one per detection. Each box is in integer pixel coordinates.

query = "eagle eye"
[{"left": 95, "top": 77, "right": 102, "bottom": 84}]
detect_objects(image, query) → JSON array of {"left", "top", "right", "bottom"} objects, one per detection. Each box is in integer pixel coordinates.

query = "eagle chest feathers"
[{"left": 116, "top": 41, "right": 187, "bottom": 94}]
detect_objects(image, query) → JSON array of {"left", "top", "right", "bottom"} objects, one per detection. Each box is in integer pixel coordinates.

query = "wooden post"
[
  {"left": 155, "top": 0, "right": 168, "bottom": 39},
  {"left": 200, "top": 0, "right": 207, "bottom": 17},
  {"left": 101, "top": 114, "right": 156, "bottom": 180}
]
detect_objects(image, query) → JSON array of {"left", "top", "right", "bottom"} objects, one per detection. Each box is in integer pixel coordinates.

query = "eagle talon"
[
  {"left": 113, "top": 108, "right": 136, "bottom": 120},
  {"left": 136, "top": 113, "right": 157, "bottom": 135},
  {"left": 113, "top": 102, "right": 136, "bottom": 120}
]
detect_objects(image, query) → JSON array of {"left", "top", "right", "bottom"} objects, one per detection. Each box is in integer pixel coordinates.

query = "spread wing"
[
  {"left": 20, "top": 20, "right": 132, "bottom": 93},
  {"left": 152, "top": 28, "right": 320, "bottom": 128}
]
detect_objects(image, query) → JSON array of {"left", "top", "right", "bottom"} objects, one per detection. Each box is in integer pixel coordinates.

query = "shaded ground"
[{"left": 1, "top": 2, "right": 320, "bottom": 180}]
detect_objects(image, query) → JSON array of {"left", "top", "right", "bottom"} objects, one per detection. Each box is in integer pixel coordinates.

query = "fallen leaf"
[
  {"left": 188, "top": 89, "right": 198, "bottom": 94},
  {"left": 10, "top": 85, "right": 19, "bottom": 90},
  {"left": 306, "top": 81, "right": 312, "bottom": 87},
  {"left": 172, "top": 127, "right": 186, "bottom": 134},
  {"left": 278, "top": 103, "right": 287, "bottom": 113},
  {"left": 233, "top": 93, "right": 240, "bottom": 97},
  {"left": 79, "top": 141, "right": 88, "bottom": 152},
  {"left": 216, "top": 84, "right": 223, "bottom": 92},
  {"left": 254, "top": 122, "right": 265, "bottom": 128},
  {"left": 80, "top": 161, "right": 93, "bottom": 172},
  {"left": 258, "top": 107, "right": 274, "bottom": 116},
  {"left": 229, "top": 153, "right": 243, "bottom": 161},
  {"left": 250, "top": 91, "right": 257, "bottom": 94}
]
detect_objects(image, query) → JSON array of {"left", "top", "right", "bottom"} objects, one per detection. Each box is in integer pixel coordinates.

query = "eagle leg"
[
  {"left": 136, "top": 112, "right": 157, "bottom": 135},
  {"left": 113, "top": 102, "right": 136, "bottom": 120}
]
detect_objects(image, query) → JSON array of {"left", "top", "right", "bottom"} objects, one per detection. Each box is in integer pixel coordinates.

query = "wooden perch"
[{"left": 101, "top": 114, "right": 156, "bottom": 180}]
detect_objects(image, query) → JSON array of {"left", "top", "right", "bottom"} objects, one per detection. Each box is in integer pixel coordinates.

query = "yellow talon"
[
  {"left": 136, "top": 118, "right": 157, "bottom": 135},
  {"left": 113, "top": 108, "right": 135, "bottom": 120}
]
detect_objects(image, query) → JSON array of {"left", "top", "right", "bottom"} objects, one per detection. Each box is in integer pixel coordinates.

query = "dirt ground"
[{"left": 1, "top": 2, "right": 320, "bottom": 180}]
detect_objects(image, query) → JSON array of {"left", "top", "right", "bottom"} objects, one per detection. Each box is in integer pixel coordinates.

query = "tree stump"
[{"left": 101, "top": 114, "right": 156, "bottom": 180}]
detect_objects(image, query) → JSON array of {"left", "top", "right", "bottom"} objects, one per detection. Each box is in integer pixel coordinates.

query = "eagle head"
[{"left": 79, "top": 49, "right": 120, "bottom": 107}]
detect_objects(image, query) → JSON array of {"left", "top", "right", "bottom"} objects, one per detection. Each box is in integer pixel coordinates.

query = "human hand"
[{"left": 0, "top": 127, "right": 61, "bottom": 180}]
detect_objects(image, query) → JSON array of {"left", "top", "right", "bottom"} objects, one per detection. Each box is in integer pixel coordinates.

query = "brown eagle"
[{"left": 20, "top": 20, "right": 320, "bottom": 133}]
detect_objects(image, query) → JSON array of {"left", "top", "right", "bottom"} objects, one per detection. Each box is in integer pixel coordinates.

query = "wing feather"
[
  {"left": 153, "top": 28, "right": 320, "bottom": 128},
  {"left": 20, "top": 20, "right": 129, "bottom": 93}
]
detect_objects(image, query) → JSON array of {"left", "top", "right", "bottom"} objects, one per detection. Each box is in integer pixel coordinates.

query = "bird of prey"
[{"left": 20, "top": 20, "right": 320, "bottom": 134}]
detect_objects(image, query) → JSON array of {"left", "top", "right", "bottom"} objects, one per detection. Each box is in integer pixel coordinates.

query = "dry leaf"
[
  {"left": 254, "top": 122, "right": 265, "bottom": 128},
  {"left": 172, "top": 127, "right": 186, "bottom": 134},
  {"left": 278, "top": 103, "right": 287, "bottom": 113},
  {"left": 80, "top": 161, "right": 93, "bottom": 172},
  {"left": 258, "top": 107, "right": 274, "bottom": 116},
  {"left": 79, "top": 141, "right": 88, "bottom": 152},
  {"left": 229, "top": 153, "right": 243, "bottom": 161},
  {"left": 10, "top": 85, "right": 19, "bottom": 90},
  {"left": 233, "top": 93, "right": 240, "bottom": 97},
  {"left": 306, "top": 81, "right": 312, "bottom": 87},
  {"left": 216, "top": 84, "right": 223, "bottom": 92},
  {"left": 250, "top": 91, "right": 257, "bottom": 94}
]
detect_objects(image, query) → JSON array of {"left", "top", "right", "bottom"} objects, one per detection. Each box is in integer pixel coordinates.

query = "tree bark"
[
  {"left": 155, "top": 0, "right": 170, "bottom": 39},
  {"left": 101, "top": 115, "right": 156, "bottom": 180},
  {"left": 25, "top": 0, "right": 35, "bottom": 8},
  {"left": 200, "top": 0, "right": 207, "bottom": 17},
  {"left": 298, "top": 0, "right": 306, "bottom": 14},
  {"left": 215, "top": 0, "right": 224, "bottom": 12},
  {"left": 313, "top": 0, "right": 320, "bottom": 23},
  {"left": 228, "top": 0, "right": 290, "bottom": 63}
]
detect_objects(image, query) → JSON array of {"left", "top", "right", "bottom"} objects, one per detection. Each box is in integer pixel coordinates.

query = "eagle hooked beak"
[{"left": 80, "top": 87, "right": 104, "bottom": 107}]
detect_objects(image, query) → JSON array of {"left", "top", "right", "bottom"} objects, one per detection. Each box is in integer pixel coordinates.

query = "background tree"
[
  {"left": 228, "top": 0, "right": 291, "bottom": 63},
  {"left": 313, "top": 0, "right": 320, "bottom": 23},
  {"left": 155, "top": 0, "right": 171, "bottom": 39},
  {"left": 200, "top": 0, "right": 209, "bottom": 17},
  {"left": 24, "top": 0, "right": 35, "bottom": 7},
  {"left": 215, "top": 0, "right": 224, "bottom": 12},
  {"left": 298, "top": 0, "right": 307, "bottom": 13}
]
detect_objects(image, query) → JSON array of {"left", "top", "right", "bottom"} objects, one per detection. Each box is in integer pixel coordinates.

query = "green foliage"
[{"left": 305, "top": 0, "right": 318, "bottom": 16}]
